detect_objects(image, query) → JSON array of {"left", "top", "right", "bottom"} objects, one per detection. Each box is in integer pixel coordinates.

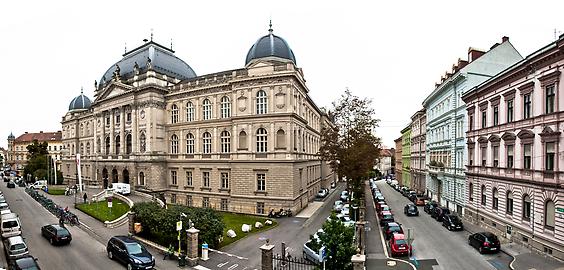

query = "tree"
[
  {"left": 318, "top": 213, "right": 356, "bottom": 269},
  {"left": 23, "top": 140, "right": 50, "bottom": 181},
  {"left": 320, "top": 89, "right": 381, "bottom": 192}
]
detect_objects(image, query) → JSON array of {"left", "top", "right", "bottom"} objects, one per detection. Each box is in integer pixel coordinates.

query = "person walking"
[
  {"left": 164, "top": 244, "right": 174, "bottom": 260},
  {"left": 83, "top": 193, "right": 88, "bottom": 204}
]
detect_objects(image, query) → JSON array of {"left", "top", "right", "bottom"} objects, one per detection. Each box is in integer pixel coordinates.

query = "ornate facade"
[
  {"left": 462, "top": 34, "right": 564, "bottom": 259},
  {"left": 410, "top": 109, "right": 426, "bottom": 193},
  {"left": 6, "top": 131, "right": 62, "bottom": 173},
  {"left": 60, "top": 26, "right": 336, "bottom": 215}
]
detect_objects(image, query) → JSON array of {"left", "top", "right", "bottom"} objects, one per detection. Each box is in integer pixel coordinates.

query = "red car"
[
  {"left": 389, "top": 233, "right": 412, "bottom": 257},
  {"left": 376, "top": 201, "right": 386, "bottom": 212}
]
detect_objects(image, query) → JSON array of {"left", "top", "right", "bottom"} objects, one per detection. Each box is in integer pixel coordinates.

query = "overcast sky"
[{"left": 0, "top": 1, "right": 562, "bottom": 149}]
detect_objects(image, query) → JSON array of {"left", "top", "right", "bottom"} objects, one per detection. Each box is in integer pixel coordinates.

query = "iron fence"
[{"left": 273, "top": 254, "right": 316, "bottom": 270}]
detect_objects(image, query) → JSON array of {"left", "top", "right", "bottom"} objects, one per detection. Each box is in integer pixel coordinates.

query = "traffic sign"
[{"left": 177, "top": 221, "right": 183, "bottom": 231}]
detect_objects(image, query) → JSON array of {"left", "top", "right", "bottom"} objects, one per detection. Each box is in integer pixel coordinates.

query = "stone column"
[
  {"left": 186, "top": 227, "right": 200, "bottom": 266},
  {"left": 128, "top": 211, "right": 135, "bottom": 235},
  {"left": 260, "top": 241, "right": 274, "bottom": 270},
  {"left": 120, "top": 107, "right": 125, "bottom": 155},
  {"left": 351, "top": 252, "right": 365, "bottom": 270},
  {"left": 132, "top": 106, "right": 138, "bottom": 153},
  {"left": 110, "top": 109, "right": 115, "bottom": 155}
]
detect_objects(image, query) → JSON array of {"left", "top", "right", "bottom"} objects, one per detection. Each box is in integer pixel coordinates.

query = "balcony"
[{"left": 428, "top": 162, "right": 445, "bottom": 177}]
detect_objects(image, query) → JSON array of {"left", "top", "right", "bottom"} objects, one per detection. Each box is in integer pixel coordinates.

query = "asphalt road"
[
  {"left": 375, "top": 180, "right": 511, "bottom": 270},
  {"left": 0, "top": 184, "right": 122, "bottom": 270}
]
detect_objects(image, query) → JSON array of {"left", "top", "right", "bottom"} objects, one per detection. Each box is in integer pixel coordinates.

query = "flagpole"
[{"left": 76, "top": 154, "right": 83, "bottom": 193}]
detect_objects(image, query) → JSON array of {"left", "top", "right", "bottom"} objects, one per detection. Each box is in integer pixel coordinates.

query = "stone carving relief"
[
  {"left": 275, "top": 87, "right": 286, "bottom": 109},
  {"left": 238, "top": 93, "right": 248, "bottom": 112}
]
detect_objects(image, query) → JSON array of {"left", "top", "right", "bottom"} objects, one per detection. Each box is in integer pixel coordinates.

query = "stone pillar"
[
  {"left": 186, "top": 227, "right": 200, "bottom": 266},
  {"left": 351, "top": 252, "right": 365, "bottom": 270},
  {"left": 260, "top": 241, "right": 275, "bottom": 270},
  {"left": 120, "top": 107, "right": 125, "bottom": 155},
  {"left": 128, "top": 211, "right": 135, "bottom": 235}
]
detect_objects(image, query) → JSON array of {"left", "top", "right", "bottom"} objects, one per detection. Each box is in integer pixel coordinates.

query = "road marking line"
[
  {"left": 209, "top": 248, "right": 249, "bottom": 260},
  {"left": 227, "top": 264, "right": 239, "bottom": 270},
  {"left": 218, "top": 261, "right": 229, "bottom": 267}
]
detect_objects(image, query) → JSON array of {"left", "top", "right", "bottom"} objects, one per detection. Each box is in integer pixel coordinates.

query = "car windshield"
[
  {"left": 17, "top": 258, "right": 39, "bottom": 269},
  {"left": 451, "top": 216, "right": 460, "bottom": 222},
  {"left": 486, "top": 235, "right": 498, "bottom": 243},
  {"left": 11, "top": 243, "right": 26, "bottom": 250},
  {"left": 3, "top": 220, "right": 18, "bottom": 228},
  {"left": 383, "top": 214, "right": 393, "bottom": 219},
  {"left": 126, "top": 243, "right": 144, "bottom": 255},
  {"left": 390, "top": 226, "right": 401, "bottom": 232},
  {"left": 57, "top": 228, "right": 70, "bottom": 236},
  {"left": 395, "top": 239, "right": 407, "bottom": 245}
]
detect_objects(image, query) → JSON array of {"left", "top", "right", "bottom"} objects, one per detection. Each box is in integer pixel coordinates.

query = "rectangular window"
[
  {"left": 221, "top": 172, "right": 229, "bottom": 189},
  {"left": 523, "top": 200, "right": 531, "bottom": 220},
  {"left": 546, "top": 142, "right": 555, "bottom": 171},
  {"left": 523, "top": 93, "right": 532, "bottom": 119},
  {"left": 506, "top": 99, "right": 514, "bottom": 123},
  {"left": 186, "top": 171, "right": 193, "bottom": 186},
  {"left": 523, "top": 144, "right": 532, "bottom": 170},
  {"left": 106, "top": 116, "right": 110, "bottom": 125},
  {"left": 221, "top": 198, "right": 228, "bottom": 211},
  {"left": 546, "top": 85, "right": 555, "bottom": 114},
  {"left": 256, "top": 202, "right": 265, "bottom": 214},
  {"left": 202, "top": 197, "right": 210, "bottom": 208},
  {"left": 186, "top": 195, "right": 193, "bottom": 207},
  {"left": 506, "top": 145, "right": 514, "bottom": 169},
  {"left": 203, "top": 172, "right": 210, "bottom": 187},
  {"left": 126, "top": 112, "right": 132, "bottom": 122},
  {"left": 481, "top": 111, "right": 487, "bottom": 128},
  {"left": 257, "top": 173, "right": 266, "bottom": 191},
  {"left": 171, "top": 170, "right": 177, "bottom": 186},
  {"left": 493, "top": 146, "right": 499, "bottom": 168},
  {"left": 116, "top": 114, "right": 121, "bottom": 125},
  {"left": 493, "top": 106, "right": 499, "bottom": 126},
  {"left": 469, "top": 148, "right": 474, "bottom": 166},
  {"left": 506, "top": 196, "right": 513, "bottom": 215},
  {"left": 469, "top": 115, "right": 474, "bottom": 131},
  {"left": 171, "top": 194, "right": 177, "bottom": 204},
  {"left": 493, "top": 196, "right": 498, "bottom": 210},
  {"left": 481, "top": 147, "right": 487, "bottom": 167}
]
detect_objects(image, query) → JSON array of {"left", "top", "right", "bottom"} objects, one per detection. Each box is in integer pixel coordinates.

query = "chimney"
[
  {"left": 25, "top": 132, "right": 28, "bottom": 134},
  {"left": 468, "top": 47, "right": 485, "bottom": 62},
  {"left": 39, "top": 131, "right": 43, "bottom": 133},
  {"left": 502, "top": 36, "right": 509, "bottom": 43}
]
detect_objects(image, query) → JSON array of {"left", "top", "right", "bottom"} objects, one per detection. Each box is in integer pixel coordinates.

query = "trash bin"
[
  {"left": 134, "top": 223, "right": 142, "bottom": 234},
  {"left": 178, "top": 253, "right": 186, "bottom": 267}
]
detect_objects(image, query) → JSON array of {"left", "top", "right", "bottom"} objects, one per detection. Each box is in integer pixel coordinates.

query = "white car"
[
  {"left": 333, "top": 201, "right": 343, "bottom": 211},
  {"left": 327, "top": 214, "right": 355, "bottom": 227},
  {"left": 341, "top": 206, "right": 350, "bottom": 216}
]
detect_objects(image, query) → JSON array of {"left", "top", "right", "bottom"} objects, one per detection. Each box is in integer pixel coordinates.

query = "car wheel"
[
  {"left": 127, "top": 264, "right": 133, "bottom": 270},
  {"left": 468, "top": 239, "right": 472, "bottom": 246},
  {"left": 49, "top": 238, "right": 54, "bottom": 245},
  {"left": 479, "top": 246, "right": 484, "bottom": 254},
  {"left": 108, "top": 250, "right": 113, "bottom": 260}
]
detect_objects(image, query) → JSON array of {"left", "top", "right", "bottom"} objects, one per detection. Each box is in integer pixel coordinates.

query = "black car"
[
  {"left": 404, "top": 204, "right": 419, "bottom": 216},
  {"left": 424, "top": 201, "right": 439, "bottom": 214},
  {"left": 468, "top": 232, "right": 500, "bottom": 254},
  {"left": 7, "top": 181, "right": 16, "bottom": 188},
  {"left": 17, "top": 180, "right": 26, "bottom": 187},
  {"left": 107, "top": 236, "right": 155, "bottom": 270},
  {"left": 432, "top": 207, "right": 451, "bottom": 222},
  {"left": 10, "top": 255, "right": 41, "bottom": 270},
  {"left": 383, "top": 222, "right": 404, "bottom": 240},
  {"left": 442, "top": 214, "right": 463, "bottom": 231},
  {"left": 41, "top": 224, "right": 72, "bottom": 245}
]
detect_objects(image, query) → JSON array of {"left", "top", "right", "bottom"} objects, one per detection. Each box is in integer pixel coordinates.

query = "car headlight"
[{"left": 133, "top": 258, "right": 142, "bottom": 264}]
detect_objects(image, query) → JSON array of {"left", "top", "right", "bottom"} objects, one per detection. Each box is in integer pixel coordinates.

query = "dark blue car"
[{"left": 107, "top": 236, "right": 155, "bottom": 270}]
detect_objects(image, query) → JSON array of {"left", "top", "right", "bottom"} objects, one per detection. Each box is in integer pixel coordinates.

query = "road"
[
  {"left": 0, "top": 184, "right": 122, "bottom": 269},
  {"left": 375, "top": 179, "right": 511, "bottom": 270}
]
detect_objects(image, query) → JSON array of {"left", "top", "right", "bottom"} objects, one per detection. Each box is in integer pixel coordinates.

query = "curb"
[
  {"left": 302, "top": 184, "right": 343, "bottom": 228},
  {"left": 463, "top": 225, "right": 515, "bottom": 270}
]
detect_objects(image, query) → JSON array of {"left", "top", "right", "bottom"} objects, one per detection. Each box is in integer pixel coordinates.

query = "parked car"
[
  {"left": 380, "top": 205, "right": 391, "bottom": 213},
  {"left": 316, "top": 188, "right": 328, "bottom": 198},
  {"left": 7, "top": 181, "right": 15, "bottom": 188},
  {"left": 379, "top": 211, "right": 394, "bottom": 225},
  {"left": 389, "top": 233, "right": 412, "bottom": 257},
  {"left": 327, "top": 213, "right": 355, "bottom": 227},
  {"left": 110, "top": 183, "right": 131, "bottom": 195},
  {"left": 330, "top": 182, "right": 336, "bottom": 189},
  {"left": 424, "top": 201, "right": 439, "bottom": 214},
  {"left": 432, "top": 207, "right": 451, "bottom": 222},
  {"left": 17, "top": 180, "right": 26, "bottom": 188},
  {"left": 41, "top": 224, "right": 72, "bottom": 245},
  {"left": 375, "top": 201, "right": 386, "bottom": 213},
  {"left": 403, "top": 204, "right": 419, "bottom": 216},
  {"left": 468, "top": 232, "right": 500, "bottom": 254},
  {"left": 303, "top": 229, "right": 326, "bottom": 264},
  {"left": 1, "top": 213, "right": 22, "bottom": 239},
  {"left": 107, "top": 236, "right": 155, "bottom": 270},
  {"left": 374, "top": 195, "right": 385, "bottom": 203},
  {"left": 333, "top": 201, "right": 344, "bottom": 212},
  {"left": 10, "top": 255, "right": 41, "bottom": 270},
  {"left": 340, "top": 191, "right": 349, "bottom": 202},
  {"left": 383, "top": 222, "right": 403, "bottom": 240},
  {"left": 442, "top": 214, "right": 464, "bottom": 231},
  {"left": 414, "top": 196, "right": 427, "bottom": 206},
  {"left": 407, "top": 191, "right": 417, "bottom": 201},
  {"left": 4, "top": 236, "right": 28, "bottom": 260}
]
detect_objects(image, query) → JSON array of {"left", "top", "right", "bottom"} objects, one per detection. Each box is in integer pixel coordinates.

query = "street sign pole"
[{"left": 177, "top": 220, "right": 183, "bottom": 254}]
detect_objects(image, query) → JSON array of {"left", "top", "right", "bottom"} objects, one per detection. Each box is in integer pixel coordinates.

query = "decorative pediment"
[
  {"left": 538, "top": 70, "right": 561, "bottom": 86},
  {"left": 518, "top": 81, "right": 535, "bottom": 95},
  {"left": 477, "top": 136, "right": 488, "bottom": 144},
  {"left": 488, "top": 134, "right": 500, "bottom": 142},
  {"left": 96, "top": 82, "right": 132, "bottom": 101},
  {"left": 501, "top": 132, "right": 516, "bottom": 141},
  {"left": 466, "top": 138, "right": 475, "bottom": 146},
  {"left": 517, "top": 129, "right": 535, "bottom": 139},
  {"left": 540, "top": 126, "right": 561, "bottom": 141}
]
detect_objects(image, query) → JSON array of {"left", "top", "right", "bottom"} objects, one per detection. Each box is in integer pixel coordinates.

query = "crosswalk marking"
[{"left": 227, "top": 264, "right": 239, "bottom": 270}]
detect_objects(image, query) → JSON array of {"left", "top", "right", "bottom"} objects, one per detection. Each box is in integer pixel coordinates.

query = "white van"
[
  {"left": 111, "top": 183, "right": 130, "bottom": 195},
  {"left": 32, "top": 180, "right": 47, "bottom": 190},
  {"left": 1, "top": 213, "right": 21, "bottom": 239}
]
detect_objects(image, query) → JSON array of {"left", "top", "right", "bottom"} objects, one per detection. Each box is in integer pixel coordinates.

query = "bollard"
[{"left": 201, "top": 243, "right": 209, "bottom": 261}]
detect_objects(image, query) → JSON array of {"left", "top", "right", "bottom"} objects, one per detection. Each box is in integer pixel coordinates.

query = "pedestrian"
[
  {"left": 59, "top": 215, "right": 65, "bottom": 227},
  {"left": 164, "top": 244, "right": 174, "bottom": 260},
  {"left": 83, "top": 193, "right": 87, "bottom": 204},
  {"left": 65, "top": 186, "right": 69, "bottom": 196}
]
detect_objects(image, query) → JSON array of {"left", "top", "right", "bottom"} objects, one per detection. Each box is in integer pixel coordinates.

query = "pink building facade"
[{"left": 462, "top": 35, "right": 564, "bottom": 259}]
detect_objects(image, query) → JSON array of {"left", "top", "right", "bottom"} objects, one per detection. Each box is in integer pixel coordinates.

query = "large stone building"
[
  {"left": 6, "top": 131, "right": 63, "bottom": 174},
  {"left": 60, "top": 25, "right": 336, "bottom": 215},
  {"left": 462, "top": 34, "right": 564, "bottom": 259},
  {"left": 423, "top": 37, "right": 523, "bottom": 214},
  {"left": 410, "top": 109, "right": 426, "bottom": 193}
]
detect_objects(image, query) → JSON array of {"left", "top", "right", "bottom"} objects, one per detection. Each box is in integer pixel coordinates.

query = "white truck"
[{"left": 302, "top": 229, "right": 326, "bottom": 264}]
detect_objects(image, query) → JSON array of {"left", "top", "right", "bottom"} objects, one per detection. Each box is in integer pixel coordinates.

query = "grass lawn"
[
  {"left": 76, "top": 198, "right": 130, "bottom": 222},
  {"left": 46, "top": 188, "right": 66, "bottom": 196},
  {"left": 219, "top": 213, "right": 277, "bottom": 248}
]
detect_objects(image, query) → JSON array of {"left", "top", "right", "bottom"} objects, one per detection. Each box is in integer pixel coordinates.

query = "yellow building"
[{"left": 6, "top": 131, "right": 63, "bottom": 173}]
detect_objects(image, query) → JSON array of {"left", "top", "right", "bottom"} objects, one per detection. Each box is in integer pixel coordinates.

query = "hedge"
[{"left": 132, "top": 202, "right": 225, "bottom": 250}]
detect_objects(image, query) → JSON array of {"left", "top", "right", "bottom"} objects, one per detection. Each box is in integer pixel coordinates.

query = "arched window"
[
  {"left": 171, "top": 104, "right": 179, "bottom": 123},
  {"left": 186, "top": 101, "right": 194, "bottom": 122},
  {"left": 125, "top": 134, "right": 132, "bottom": 154},
  {"left": 171, "top": 134, "right": 178, "bottom": 154},
  {"left": 115, "top": 135, "right": 121, "bottom": 154},
  {"left": 86, "top": 142, "right": 91, "bottom": 156},
  {"left": 139, "top": 133, "right": 146, "bottom": 153},
  {"left": 221, "top": 96, "right": 231, "bottom": 118},
  {"left": 80, "top": 124, "right": 84, "bottom": 136},
  {"left": 80, "top": 143, "right": 84, "bottom": 155},
  {"left": 523, "top": 194, "right": 531, "bottom": 220},
  {"left": 221, "top": 131, "right": 231, "bottom": 153},
  {"left": 256, "top": 90, "right": 267, "bottom": 114},
  {"left": 202, "top": 132, "right": 212, "bottom": 153},
  {"left": 481, "top": 185, "right": 486, "bottom": 206},
  {"left": 105, "top": 137, "right": 110, "bottom": 154},
  {"left": 96, "top": 137, "right": 101, "bottom": 153},
  {"left": 276, "top": 129, "right": 286, "bottom": 149},
  {"left": 545, "top": 200, "right": 555, "bottom": 230},
  {"left": 506, "top": 191, "right": 513, "bottom": 215},
  {"left": 492, "top": 188, "right": 498, "bottom": 210},
  {"left": 186, "top": 133, "right": 194, "bottom": 154},
  {"left": 239, "top": 131, "right": 247, "bottom": 150},
  {"left": 138, "top": 172, "right": 145, "bottom": 186},
  {"left": 256, "top": 128, "right": 268, "bottom": 153},
  {"left": 202, "top": 99, "right": 212, "bottom": 120}
]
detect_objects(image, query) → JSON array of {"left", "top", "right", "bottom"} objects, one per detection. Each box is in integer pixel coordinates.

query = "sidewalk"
[
  {"left": 462, "top": 219, "right": 564, "bottom": 270},
  {"left": 39, "top": 188, "right": 189, "bottom": 270}
]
